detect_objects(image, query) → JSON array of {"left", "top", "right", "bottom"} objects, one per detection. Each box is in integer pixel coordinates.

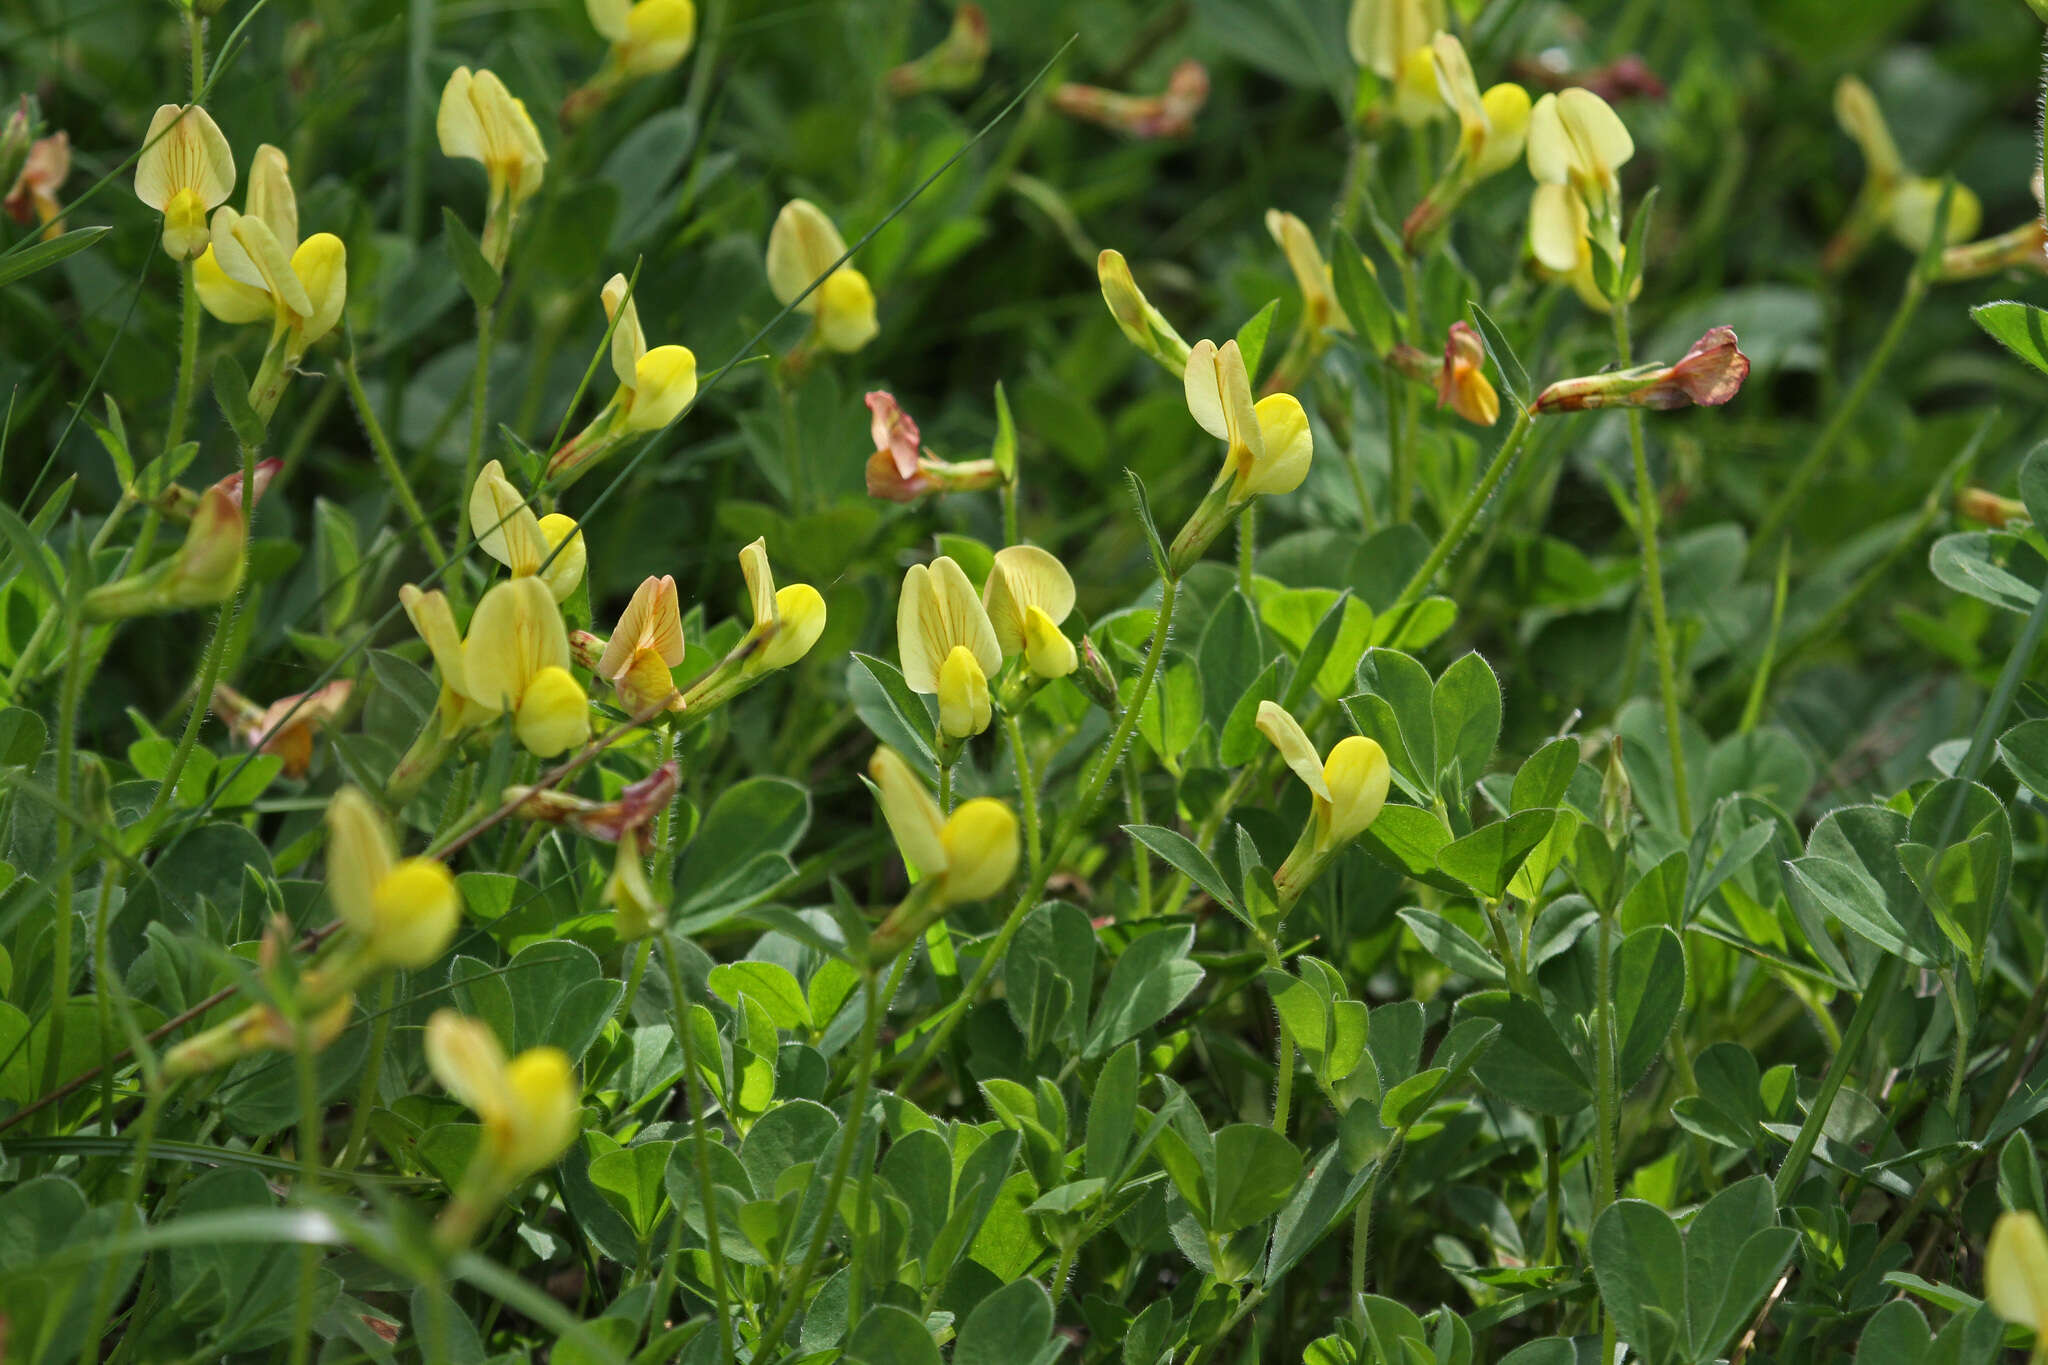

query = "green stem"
[
  {"left": 187, "top": 8, "right": 204, "bottom": 98},
  {"left": 1773, "top": 959, "right": 1901, "bottom": 1205},
  {"left": 1237, "top": 501, "right": 1256, "bottom": 597},
  {"left": 1002, "top": 480, "right": 1020, "bottom": 549},
  {"left": 287, "top": 1009, "right": 323, "bottom": 1365},
  {"left": 842, "top": 971, "right": 884, "bottom": 1330},
  {"left": 343, "top": 343, "right": 445, "bottom": 570},
  {"left": 77, "top": 1086, "right": 165, "bottom": 1363},
  {"left": 1540, "top": 1118, "right": 1562, "bottom": 1267},
  {"left": 1593, "top": 909, "right": 1618, "bottom": 1217},
  {"left": 1123, "top": 758, "right": 1151, "bottom": 919},
  {"left": 937, "top": 760, "right": 953, "bottom": 815},
  {"left": 1349, "top": 1160, "right": 1380, "bottom": 1301},
  {"left": 1752, "top": 271, "right": 1925, "bottom": 556},
  {"left": 92, "top": 859, "right": 120, "bottom": 1136},
  {"left": 43, "top": 598, "right": 86, "bottom": 1114},
  {"left": 463, "top": 306, "right": 496, "bottom": 500},
  {"left": 166, "top": 259, "right": 200, "bottom": 453},
  {"left": 1003, "top": 711, "right": 1042, "bottom": 883},
  {"left": 336, "top": 976, "right": 396, "bottom": 1170},
  {"left": 656, "top": 933, "right": 733, "bottom": 1363},
  {"left": 758, "top": 964, "right": 884, "bottom": 1364},
  {"left": 1615, "top": 305, "right": 1693, "bottom": 834},
  {"left": 892, "top": 576, "right": 1179, "bottom": 1085},
  {"left": 1390, "top": 406, "right": 1534, "bottom": 610},
  {"left": 1943, "top": 970, "right": 1971, "bottom": 1122}
]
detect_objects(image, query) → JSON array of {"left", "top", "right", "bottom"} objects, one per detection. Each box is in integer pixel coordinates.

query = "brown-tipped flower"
[
  {"left": 84, "top": 460, "right": 278, "bottom": 621},
  {"left": 0, "top": 100, "right": 30, "bottom": 193},
  {"left": 506, "top": 759, "right": 681, "bottom": 843},
  {"left": 1533, "top": 326, "right": 1751, "bottom": 414},
  {"left": 1434, "top": 322, "right": 1499, "bottom": 427},
  {"left": 4, "top": 131, "right": 69, "bottom": 237},
  {"left": 211, "top": 679, "right": 353, "bottom": 778},
  {"left": 861, "top": 390, "right": 1005, "bottom": 504},
  {"left": 886, "top": 4, "right": 990, "bottom": 97},
  {"left": 1051, "top": 60, "right": 1208, "bottom": 139}
]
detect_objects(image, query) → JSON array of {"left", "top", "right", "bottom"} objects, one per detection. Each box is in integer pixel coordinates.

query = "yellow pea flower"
[
  {"left": 1184, "top": 339, "right": 1314, "bottom": 502},
  {"left": 867, "top": 747, "right": 1020, "bottom": 959},
  {"left": 133, "top": 103, "right": 235, "bottom": 260},
  {"left": 1346, "top": 0, "right": 1445, "bottom": 125},
  {"left": 1257, "top": 701, "right": 1391, "bottom": 905},
  {"left": 897, "top": 555, "right": 1002, "bottom": 740},
  {"left": 399, "top": 583, "right": 489, "bottom": 733},
  {"left": 679, "top": 539, "right": 827, "bottom": 711},
  {"left": 1434, "top": 321, "right": 1499, "bottom": 427},
  {"left": 1526, "top": 88, "right": 1634, "bottom": 301},
  {"left": 1826, "top": 76, "right": 1981, "bottom": 271},
  {"left": 438, "top": 66, "right": 547, "bottom": 269},
  {"left": 1988, "top": 1211, "right": 2048, "bottom": 1362},
  {"left": 1098, "top": 247, "right": 1193, "bottom": 375},
  {"left": 463, "top": 577, "right": 593, "bottom": 758},
  {"left": 1403, "top": 36, "right": 1532, "bottom": 250},
  {"left": 325, "top": 786, "right": 461, "bottom": 971},
  {"left": 602, "top": 274, "right": 698, "bottom": 432},
  {"left": 728, "top": 537, "right": 821, "bottom": 673},
  {"left": 587, "top": 0, "right": 696, "bottom": 79},
  {"left": 596, "top": 574, "right": 686, "bottom": 713},
  {"left": 1265, "top": 210, "right": 1345, "bottom": 335},
  {"left": 983, "top": 545, "right": 1078, "bottom": 680},
  {"left": 765, "top": 198, "right": 878, "bottom": 354},
  {"left": 164, "top": 991, "right": 356, "bottom": 1080},
  {"left": 83, "top": 464, "right": 274, "bottom": 620},
  {"left": 425, "top": 1009, "right": 581, "bottom": 1247},
  {"left": 468, "top": 460, "right": 586, "bottom": 601}
]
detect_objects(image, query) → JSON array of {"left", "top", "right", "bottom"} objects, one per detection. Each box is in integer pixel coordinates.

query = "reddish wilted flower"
[
  {"left": 504, "top": 759, "right": 680, "bottom": 842},
  {"left": 1955, "top": 488, "right": 2027, "bottom": 528},
  {"left": 1534, "top": 326, "right": 1751, "bottom": 413},
  {"left": 4, "top": 130, "right": 69, "bottom": 237},
  {"left": 1434, "top": 322, "right": 1500, "bottom": 427},
  {"left": 1051, "top": 60, "right": 1208, "bottom": 139},
  {"left": 211, "top": 679, "right": 353, "bottom": 778},
  {"left": 862, "top": 391, "right": 1002, "bottom": 503},
  {"left": 886, "top": 4, "right": 989, "bottom": 98}
]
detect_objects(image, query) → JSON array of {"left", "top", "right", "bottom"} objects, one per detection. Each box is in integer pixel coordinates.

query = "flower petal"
[
  {"left": 1255, "top": 700, "right": 1330, "bottom": 801},
  {"left": 870, "top": 746, "right": 948, "bottom": 879},
  {"left": 983, "top": 544, "right": 1076, "bottom": 656}
]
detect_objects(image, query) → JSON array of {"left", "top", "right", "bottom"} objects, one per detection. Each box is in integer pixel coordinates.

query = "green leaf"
[
  {"left": 1332, "top": 227, "right": 1396, "bottom": 354},
  {"left": 1613, "top": 926, "right": 1686, "bottom": 1088},
  {"left": 1086, "top": 926, "right": 1205, "bottom": 1057},
  {"left": 0, "top": 224, "right": 111, "bottom": 290},
  {"left": 1208, "top": 1124, "right": 1301, "bottom": 1233},
  {"left": 441, "top": 206, "right": 502, "bottom": 308},
  {"left": 588, "top": 1140, "right": 675, "bottom": 1242},
  {"left": 1087, "top": 1041, "right": 1140, "bottom": 1182},
  {"left": 1127, "top": 469, "right": 1171, "bottom": 579},
  {"left": 1929, "top": 531, "right": 2042, "bottom": 615},
  {"left": 991, "top": 379, "right": 1017, "bottom": 480},
  {"left": 1466, "top": 301, "right": 1531, "bottom": 412},
  {"left": 212, "top": 354, "right": 265, "bottom": 449},
  {"left": 708, "top": 961, "right": 812, "bottom": 1032},
  {"left": 1199, "top": 591, "right": 1263, "bottom": 738},
  {"left": 849, "top": 652, "right": 938, "bottom": 768},
  {"left": 846, "top": 1304, "right": 943, "bottom": 1365},
  {"left": 954, "top": 1278, "right": 1055, "bottom": 1365},
  {"left": 1125, "top": 825, "right": 1241, "bottom": 919},
  {"left": 1235, "top": 298, "right": 1280, "bottom": 381},
  {"left": 1455, "top": 991, "right": 1590, "bottom": 1116},
  {"left": 1349, "top": 648, "right": 1437, "bottom": 800},
  {"left": 1004, "top": 901, "right": 1095, "bottom": 1056},
  {"left": 1431, "top": 651, "right": 1502, "bottom": 800},
  {"left": 1434, "top": 810, "right": 1557, "bottom": 900}
]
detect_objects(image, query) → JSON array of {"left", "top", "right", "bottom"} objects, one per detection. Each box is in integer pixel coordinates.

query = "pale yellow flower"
[
  {"left": 982, "top": 545, "right": 1078, "bottom": 680},
  {"left": 897, "top": 556, "right": 1001, "bottom": 739},
  {"left": 325, "top": 786, "right": 461, "bottom": 969},
  {"left": 133, "top": 103, "right": 234, "bottom": 260},
  {"left": 765, "top": 199, "right": 878, "bottom": 353}
]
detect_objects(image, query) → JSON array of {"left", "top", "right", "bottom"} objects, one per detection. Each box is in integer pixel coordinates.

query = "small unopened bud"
[
  {"left": 1434, "top": 322, "right": 1499, "bottom": 426},
  {"left": 1956, "top": 487, "right": 2028, "bottom": 528},
  {"left": 603, "top": 830, "right": 668, "bottom": 939},
  {"left": 0, "top": 99, "right": 32, "bottom": 192},
  {"left": 886, "top": 3, "right": 990, "bottom": 97},
  {"left": 1533, "top": 327, "right": 1750, "bottom": 414},
  {"left": 1098, "top": 248, "right": 1193, "bottom": 373},
  {"left": 1600, "top": 735, "right": 1631, "bottom": 836},
  {"left": 3, "top": 130, "right": 67, "bottom": 235},
  {"left": 1075, "top": 635, "right": 1118, "bottom": 713}
]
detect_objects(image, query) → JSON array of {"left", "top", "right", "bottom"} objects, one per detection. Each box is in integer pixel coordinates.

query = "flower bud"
[
  {"left": 886, "top": 3, "right": 990, "bottom": 97},
  {"left": 0, "top": 99, "right": 32, "bottom": 194},
  {"left": 1075, "top": 634, "right": 1119, "bottom": 713},
  {"left": 1052, "top": 60, "right": 1209, "bottom": 139},
  {"left": 603, "top": 830, "right": 668, "bottom": 939},
  {"left": 1956, "top": 488, "right": 2028, "bottom": 528},
  {"left": 1098, "top": 248, "right": 1193, "bottom": 373}
]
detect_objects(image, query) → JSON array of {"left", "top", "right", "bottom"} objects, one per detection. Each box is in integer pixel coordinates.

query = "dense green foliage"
[{"left": 6, "top": 1, "right": 2048, "bottom": 1362}]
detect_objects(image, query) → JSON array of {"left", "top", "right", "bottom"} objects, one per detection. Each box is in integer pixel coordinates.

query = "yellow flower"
[
  {"left": 133, "top": 103, "right": 234, "bottom": 260},
  {"left": 739, "top": 537, "right": 827, "bottom": 672},
  {"left": 596, "top": 574, "right": 686, "bottom": 713},
  {"left": 1434, "top": 322, "right": 1499, "bottom": 427},
  {"left": 868, "top": 747, "right": 1020, "bottom": 904},
  {"left": 587, "top": 0, "right": 697, "bottom": 78},
  {"left": 1265, "top": 210, "right": 1345, "bottom": 334},
  {"left": 1431, "top": 35, "right": 1530, "bottom": 181},
  {"left": 765, "top": 199, "right": 878, "bottom": 353},
  {"left": 1988, "top": 1211, "right": 2048, "bottom": 1362},
  {"left": 195, "top": 147, "right": 346, "bottom": 361},
  {"left": 1256, "top": 701, "right": 1392, "bottom": 855},
  {"left": 325, "top": 786, "right": 461, "bottom": 970},
  {"left": 463, "top": 577, "right": 593, "bottom": 758},
  {"left": 1347, "top": 0, "right": 1445, "bottom": 124},
  {"left": 1888, "top": 178, "right": 1982, "bottom": 253},
  {"left": 424, "top": 1010, "right": 581, "bottom": 1183},
  {"left": 983, "top": 545, "right": 1078, "bottom": 680},
  {"left": 1098, "top": 247, "right": 1193, "bottom": 374},
  {"left": 400, "top": 583, "right": 489, "bottom": 732},
  {"left": 468, "top": 460, "right": 586, "bottom": 602},
  {"left": 1183, "top": 338, "right": 1313, "bottom": 502},
  {"left": 1526, "top": 90, "right": 1634, "bottom": 299},
  {"left": 601, "top": 274, "right": 698, "bottom": 432},
  {"left": 438, "top": 67, "right": 547, "bottom": 206},
  {"left": 897, "top": 556, "right": 1002, "bottom": 739}
]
